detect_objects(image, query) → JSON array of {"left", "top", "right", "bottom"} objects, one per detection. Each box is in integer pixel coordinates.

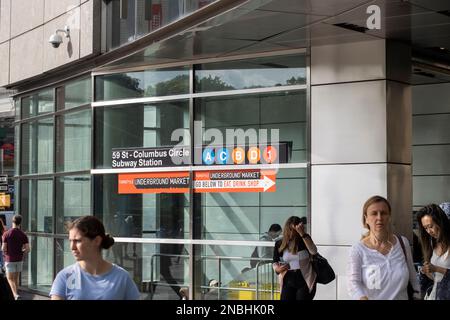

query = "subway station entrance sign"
[{"left": 118, "top": 169, "right": 276, "bottom": 194}]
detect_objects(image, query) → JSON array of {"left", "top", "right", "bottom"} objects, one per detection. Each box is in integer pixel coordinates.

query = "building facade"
[{"left": 1, "top": 0, "right": 450, "bottom": 300}]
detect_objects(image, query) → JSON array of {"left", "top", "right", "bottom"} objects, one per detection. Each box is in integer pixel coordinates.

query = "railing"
[{"left": 148, "top": 253, "right": 279, "bottom": 300}]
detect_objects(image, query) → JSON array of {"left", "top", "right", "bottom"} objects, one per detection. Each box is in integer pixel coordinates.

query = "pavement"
[{"left": 17, "top": 290, "right": 50, "bottom": 300}]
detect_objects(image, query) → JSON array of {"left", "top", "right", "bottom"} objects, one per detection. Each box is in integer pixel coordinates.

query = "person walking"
[
  {"left": 272, "top": 216, "right": 318, "bottom": 300},
  {"left": 250, "top": 223, "right": 282, "bottom": 268},
  {"left": 0, "top": 219, "right": 6, "bottom": 272},
  {"left": 1, "top": 214, "right": 30, "bottom": 300},
  {"left": 416, "top": 204, "right": 450, "bottom": 300},
  {"left": 347, "top": 195, "right": 419, "bottom": 300},
  {"left": 50, "top": 215, "right": 140, "bottom": 300}
]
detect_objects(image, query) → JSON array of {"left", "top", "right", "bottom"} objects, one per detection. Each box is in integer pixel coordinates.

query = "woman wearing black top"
[{"left": 273, "top": 216, "right": 318, "bottom": 300}]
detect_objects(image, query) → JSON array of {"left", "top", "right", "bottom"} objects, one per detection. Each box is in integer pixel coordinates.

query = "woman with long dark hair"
[
  {"left": 272, "top": 216, "right": 318, "bottom": 300},
  {"left": 416, "top": 204, "right": 450, "bottom": 300}
]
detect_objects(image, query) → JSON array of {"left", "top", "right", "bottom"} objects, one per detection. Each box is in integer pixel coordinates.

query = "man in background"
[{"left": 2, "top": 215, "right": 30, "bottom": 300}]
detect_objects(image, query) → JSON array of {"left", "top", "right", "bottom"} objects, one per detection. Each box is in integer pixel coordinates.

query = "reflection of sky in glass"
[{"left": 196, "top": 68, "right": 305, "bottom": 90}]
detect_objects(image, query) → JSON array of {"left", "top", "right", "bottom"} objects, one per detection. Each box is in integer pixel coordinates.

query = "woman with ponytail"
[{"left": 50, "top": 215, "right": 139, "bottom": 300}]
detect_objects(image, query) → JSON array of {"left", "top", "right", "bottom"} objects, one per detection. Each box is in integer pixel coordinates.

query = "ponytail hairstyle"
[{"left": 68, "top": 216, "right": 115, "bottom": 250}]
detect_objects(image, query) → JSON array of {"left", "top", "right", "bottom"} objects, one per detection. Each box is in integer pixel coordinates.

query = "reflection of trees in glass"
[
  {"left": 108, "top": 74, "right": 144, "bottom": 97},
  {"left": 145, "top": 74, "right": 189, "bottom": 96},
  {"left": 286, "top": 76, "right": 305, "bottom": 85},
  {"left": 195, "top": 74, "right": 306, "bottom": 91},
  {"left": 195, "top": 75, "right": 235, "bottom": 91}
]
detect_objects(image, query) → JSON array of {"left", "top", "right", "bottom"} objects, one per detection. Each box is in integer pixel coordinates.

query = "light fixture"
[{"left": 48, "top": 26, "right": 70, "bottom": 48}]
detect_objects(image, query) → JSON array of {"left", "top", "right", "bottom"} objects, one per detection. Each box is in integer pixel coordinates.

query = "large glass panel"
[
  {"left": 198, "top": 168, "right": 307, "bottom": 241},
  {"left": 95, "top": 100, "right": 189, "bottom": 168},
  {"left": 56, "top": 110, "right": 91, "bottom": 172},
  {"left": 21, "top": 179, "right": 53, "bottom": 233},
  {"left": 15, "top": 99, "right": 20, "bottom": 120},
  {"left": 94, "top": 174, "right": 190, "bottom": 299},
  {"left": 104, "top": 0, "right": 217, "bottom": 50},
  {"left": 143, "top": 243, "right": 190, "bottom": 300},
  {"left": 64, "top": 78, "right": 92, "bottom": 109},
  {"left": 21, "top": 118, "right": 54, "bottom": 174},
  {"left": 55, "top": 175, "right": 91, "bottom": 234},
  {"left": 194, "top": 244, "right": 279, "bottom": 300},
  {"left": 195, "top": 54, "right": 306, "bottom": 92},
  {"left": 21, "top": 89, "right": 54, "bottom": 119},
  {"left": 25, "top": 236, "right": 54, "bottom": 292},
  {"left": 195, "top": 91, "right": 307, "bottom": 163},
  {"left": 95, "top": 68, "right": 189, "bottom": 101}
]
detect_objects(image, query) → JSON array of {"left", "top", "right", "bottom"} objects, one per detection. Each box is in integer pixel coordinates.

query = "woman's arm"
[
  {"left": 347, "top": 245, "right": 368, "bottom": 300},
  {"left": 422, "top": 262, "right": 448, "bottom": 276},
  {"left": 272, "top": 240, "right": 289, "bottom": 274},
  {"left": 294, "top": 223, "right": 317, "bottom": 255}
]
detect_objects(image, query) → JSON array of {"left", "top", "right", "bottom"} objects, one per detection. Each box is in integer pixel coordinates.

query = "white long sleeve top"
[{"left": 347, "top": 236, "right": 419, "bottom": 300}]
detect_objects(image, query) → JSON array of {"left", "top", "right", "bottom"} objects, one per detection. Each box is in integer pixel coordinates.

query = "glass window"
[
  {"left": 25, "top": 236, "right": 54, "bottom": 292},
  {"left": 104, "top": 0, "right": 217, "bottom": 50},
  {"left": 55, "top": 239, "right": 76, "bottom": 274},
  {"left": 194, "top": 244, "right": 279, "bottom": 300},
  {"left": 21, "top": 89, "right": 54, "bottom": 119},
  {"left": 95, "top": 68, "right": 189, "bottom": 101},
  {"left": 21, "top": 118, "right": 54, "bottom": 174},
  {"left": 95, "top": 101, "right": 189, "bottom": 168},
  {"left": 21, "top": 179, "right": 53, "bottom": 233},
  {"left": 195, "top": 54, "right": 306, "bottom": 92},
  {"left": 195, "top": 91, "right": 307, "bottom": 163},
  {"left": 197, "top": 168, "right": 307, "bottom": 242},
  {"left": 56, "top": 110, "right": 91, "bottom": 172},
  {"left": 15, "top": 99, "right": 20, "bottom": 120},
  {"left": 94, "top": 174, "right": 190, "bottom": 240},
  {"left": 55, "top": 175, "right": 91, "bottom": 234},
  {"left": 64, "top": 78, "right": 92, "bottom": 110}
]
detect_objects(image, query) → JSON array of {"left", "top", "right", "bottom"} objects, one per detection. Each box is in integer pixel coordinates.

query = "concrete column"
[{"left": 310, "top": 39, "right": 411, "bottom": 299}]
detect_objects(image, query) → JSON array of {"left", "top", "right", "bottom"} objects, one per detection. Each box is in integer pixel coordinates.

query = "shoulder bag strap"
[{"left": 396, "top": 234, "right": 408, "bottom": 262}]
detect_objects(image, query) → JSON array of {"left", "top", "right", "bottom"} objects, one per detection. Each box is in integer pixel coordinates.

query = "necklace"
[{"left": 368, "top": 233, "right": 393, "bottom": 255}]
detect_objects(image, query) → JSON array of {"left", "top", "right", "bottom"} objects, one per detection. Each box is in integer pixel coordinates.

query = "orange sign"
[
  {"left": 194, "top": 169, "right": 276, "bottom": 193},
  {"left": 118, "top": 172, "right": 190, "bottom": 194},
  {"left": 0, "top": 193, "right": 10, "bottom": 207},
  {"left": 118, "top": 170, "right": 277, "bottom": 194}
]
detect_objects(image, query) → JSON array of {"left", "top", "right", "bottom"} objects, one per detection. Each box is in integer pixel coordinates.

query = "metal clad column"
[{"left": 310, "top": 39, "right": 412, "bottom": 299}]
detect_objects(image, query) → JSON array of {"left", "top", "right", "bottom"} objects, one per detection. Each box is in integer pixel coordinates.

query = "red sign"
[
  {"left": 194, "top": 169, "right": 276, "bottom": 193},
  {"left": 118, "top": 170, "right": 276, "bottom": 194},
  {"left": 118, "top": 172, "right": 189, "bottom": 194}
]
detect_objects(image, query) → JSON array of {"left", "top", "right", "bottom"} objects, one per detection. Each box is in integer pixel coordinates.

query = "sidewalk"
[{"left": 18, "top": 290, "right": 50, "bottom": 300}]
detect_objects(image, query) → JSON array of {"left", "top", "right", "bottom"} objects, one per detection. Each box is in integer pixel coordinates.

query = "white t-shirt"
[{"left": 347, "top": 236, "right": 419, "bottom": 300}]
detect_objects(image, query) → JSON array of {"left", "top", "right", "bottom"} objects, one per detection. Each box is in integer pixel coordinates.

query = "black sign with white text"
[{"left": 112, "top": 146, "right": 191, "bottom": 168}]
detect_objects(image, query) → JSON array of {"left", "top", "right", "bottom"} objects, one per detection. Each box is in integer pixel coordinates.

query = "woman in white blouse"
[
  {"left": 347, "top": 195, "right": 419, "bottom": 300},
  {"left": 273, "top": 216, "right": 318, "bottom": 300},
  {"left": 416, "top": 204, "right": 450, "bottom": 300}
]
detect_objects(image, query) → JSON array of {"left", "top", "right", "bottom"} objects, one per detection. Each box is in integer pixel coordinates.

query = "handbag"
[
  {"left": 396, "top": 235, "right": 417, "bottom": 300},
  {"left": 310, "top": 253, "right": 335, "bottom": 284}
]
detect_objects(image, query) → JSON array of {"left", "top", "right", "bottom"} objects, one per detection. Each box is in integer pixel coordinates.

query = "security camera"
[
  {"left": 48, "top": 33, "right": 63, "bottom": 48},
  {"left": 48, "top": 26, "right": 70, "bottom": 48}
]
